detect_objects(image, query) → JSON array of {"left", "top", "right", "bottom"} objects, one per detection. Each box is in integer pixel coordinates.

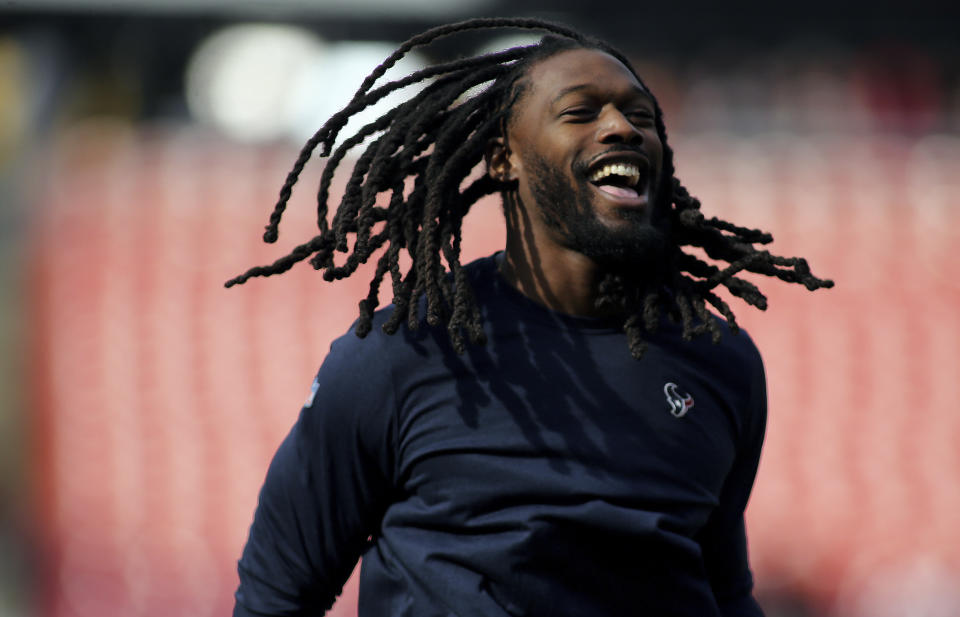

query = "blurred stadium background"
[{"left": 1, "top": 1, "right": 959, "bottom": 616}]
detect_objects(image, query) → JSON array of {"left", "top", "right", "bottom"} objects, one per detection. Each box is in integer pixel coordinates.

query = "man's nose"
[{"left": 597, "top": 106, "right": 643, "bottom": 144}]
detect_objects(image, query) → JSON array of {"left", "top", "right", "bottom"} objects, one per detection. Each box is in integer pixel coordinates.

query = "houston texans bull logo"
[{"left": 663, "top": 383, "right": 695, "bottom": 418}]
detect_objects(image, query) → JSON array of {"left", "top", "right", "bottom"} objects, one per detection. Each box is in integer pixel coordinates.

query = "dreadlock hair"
[{"left": 226, "top": 16, "right": 833, "bottom": 359}]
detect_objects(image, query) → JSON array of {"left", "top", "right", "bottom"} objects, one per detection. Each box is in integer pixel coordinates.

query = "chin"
[{"left": 569, "top": 217, "right": 669, "bottom": 273}]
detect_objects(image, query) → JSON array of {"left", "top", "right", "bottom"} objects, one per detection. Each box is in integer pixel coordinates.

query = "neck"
[{"left": 500, "top": 217, "right": 607, "bottom": 318}]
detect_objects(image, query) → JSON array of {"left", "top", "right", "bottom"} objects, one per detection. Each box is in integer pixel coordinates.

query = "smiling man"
[
  {"left": 229, "top": 18, "right": 832, "bottom": 617},
  {"left": 489, "top": 46, "right": 669, "bottom": 319}
]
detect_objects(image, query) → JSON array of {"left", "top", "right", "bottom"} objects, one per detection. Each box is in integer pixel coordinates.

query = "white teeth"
[{"left": 588, "top": 162, "right": 641, "bottom": 186}]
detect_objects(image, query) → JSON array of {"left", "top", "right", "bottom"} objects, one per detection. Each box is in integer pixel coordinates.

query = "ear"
[{"left": 485, "top": 136, "right": 517, "bottom": 183}]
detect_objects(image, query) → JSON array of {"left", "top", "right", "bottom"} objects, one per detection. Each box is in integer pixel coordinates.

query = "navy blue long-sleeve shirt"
[{"left": 235, "top": 254, "right": 767, "bottom": 616}]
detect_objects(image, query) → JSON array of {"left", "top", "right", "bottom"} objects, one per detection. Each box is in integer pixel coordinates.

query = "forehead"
[{"left": 520, "top": 47, "right": 649, "bottom": 107}]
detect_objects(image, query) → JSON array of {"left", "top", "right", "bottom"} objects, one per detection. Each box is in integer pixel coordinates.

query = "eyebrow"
[{"left": 550, "top": 83, "right": 652, "bottom": 107}]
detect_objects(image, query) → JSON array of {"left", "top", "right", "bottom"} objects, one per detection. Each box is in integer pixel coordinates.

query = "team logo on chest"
[{"left": 663, "top": 382, "right": 695, "bottom": 418}]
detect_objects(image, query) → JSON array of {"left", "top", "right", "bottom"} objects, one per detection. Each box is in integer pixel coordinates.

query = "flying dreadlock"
[{"left": 225, "top": 17, "right": 833, "bottom": 359}]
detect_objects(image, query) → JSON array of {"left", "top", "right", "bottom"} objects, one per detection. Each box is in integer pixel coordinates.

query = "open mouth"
[{"left": 586, "top": 159, "right": 649, "bottom": 202}]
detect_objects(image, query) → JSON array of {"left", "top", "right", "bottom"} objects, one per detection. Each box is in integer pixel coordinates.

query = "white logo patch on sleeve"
[{"left": 304, "top": 377, "right": 320, "bottom": 408}]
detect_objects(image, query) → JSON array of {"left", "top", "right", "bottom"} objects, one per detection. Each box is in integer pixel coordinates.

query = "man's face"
[{"left": 501, "top": 48, "right": 666, "bottom": 268}]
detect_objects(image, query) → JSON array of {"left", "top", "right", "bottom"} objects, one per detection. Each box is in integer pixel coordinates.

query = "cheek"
[
  {"left": 645, "top": 137, "right": 665, "bottom": 182},
  {"left": 647, "top": 131, "right": 664, "bottom": 158}
]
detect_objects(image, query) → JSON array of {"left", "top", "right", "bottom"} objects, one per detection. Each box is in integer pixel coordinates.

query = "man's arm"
[
  {"left": 697, "top": 344, "right": 767, "bottom": 617},
  {"left": 234, "top": 330, "right": 397, "bottom": 616}
]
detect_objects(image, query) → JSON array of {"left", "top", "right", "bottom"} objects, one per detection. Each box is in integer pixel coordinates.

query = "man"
[{"left": 229, "top": 18, "right": 832, "bottom": 617}]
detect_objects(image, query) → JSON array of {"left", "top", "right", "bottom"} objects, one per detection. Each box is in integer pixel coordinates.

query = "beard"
[{"left": 523, "top": 151, "right": 671, "bottom": 281}]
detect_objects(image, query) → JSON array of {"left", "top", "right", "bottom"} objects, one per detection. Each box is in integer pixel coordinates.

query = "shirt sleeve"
[
  {"left": 696, "top": 344, "right": 767, "bottom": 617},
  {"left": 233, "top": 329, "right": 397, "bottom": 616}
]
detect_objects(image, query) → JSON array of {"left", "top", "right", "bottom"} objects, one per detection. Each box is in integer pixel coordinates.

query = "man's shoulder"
[
  {"left": 316, "top": 258, "right": 499, "bottom": 398},
  {"left": 713, "top": 316, "right": 762, "bottom": 360},
  {"left": 710, "top": 315, "right": 763, "bottom": 372},
  {"left": 656, "top": 312, "right": 764, "bottom": 382},
  {"left": 342, "top": 253, "right": 502, "bottom": 346}
]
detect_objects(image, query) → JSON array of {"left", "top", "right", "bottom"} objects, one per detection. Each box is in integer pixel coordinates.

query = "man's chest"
[{"left": 392, "top": 349, "right": 745, "bottom": 534}]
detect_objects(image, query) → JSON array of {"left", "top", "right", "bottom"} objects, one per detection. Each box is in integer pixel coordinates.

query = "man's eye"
[
  {"left": 562, "top": 108, "right": 596, "bottom": 119},
  {"left": 627, "top": 111, "right": 655, "bottom": 124}
]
